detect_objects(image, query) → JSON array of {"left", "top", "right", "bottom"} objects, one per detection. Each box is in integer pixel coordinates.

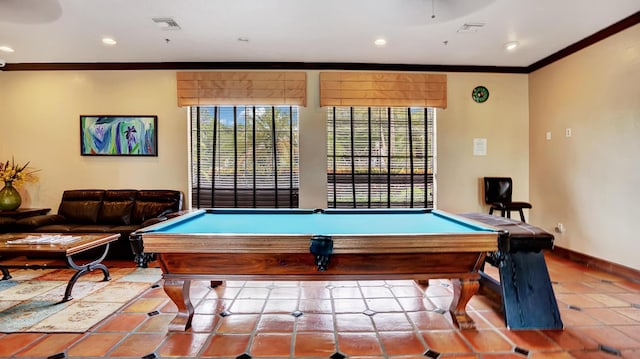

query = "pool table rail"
[{"left": 140, "top": 232, "right": 498, "bottom": 254}]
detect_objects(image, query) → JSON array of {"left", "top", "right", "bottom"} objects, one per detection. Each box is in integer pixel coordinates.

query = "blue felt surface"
[{"left": 150, "top": 209, "right": 495, "bottom": 235}]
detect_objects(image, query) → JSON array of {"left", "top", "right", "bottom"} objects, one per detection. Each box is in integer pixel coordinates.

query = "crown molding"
[
  {"left": 528, "top": 11, "right": 639, "bottom": 72},
  {"left": 2, "top": 61, "right": 528, "bottom": 73},
  {"left": 2, "top": 12, "right": 638, "bottom": 74}
]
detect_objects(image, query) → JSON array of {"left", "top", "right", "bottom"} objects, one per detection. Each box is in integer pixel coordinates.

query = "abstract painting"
[{"left": 80, "top": 115, "right": 158, "bottom": 156}]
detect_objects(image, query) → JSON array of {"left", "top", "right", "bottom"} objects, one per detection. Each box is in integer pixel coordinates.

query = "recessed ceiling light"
[
  {"left": 504, "top": 41, "right": 519, "bottom": 51},
  {"left": 0, "top": 46, "right": 15, "bottom": 53},
  {"left": 102, "top": 37, "right": 117, "bottom": 46},
  {"left": 374, "top": 38, "right": 387, "bottom": 47}
]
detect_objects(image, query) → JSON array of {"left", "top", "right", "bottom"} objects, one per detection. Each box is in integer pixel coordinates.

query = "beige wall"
[
  {"left": 1, "top": 69, "right": 529, "bottom": 216},
  {"left": 529, "top": 24, "right": 640, "bottom": 270},
  {"left": 0, "top": 71, "right": 189, "bottom": 208},
  {"left": 438, "top": 73, "right": 529, "bottom": 213}
]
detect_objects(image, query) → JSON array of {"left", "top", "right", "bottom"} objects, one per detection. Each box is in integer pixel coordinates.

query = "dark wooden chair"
[{"left": 483, "top": 177, "right": 532, "bottom": 222}]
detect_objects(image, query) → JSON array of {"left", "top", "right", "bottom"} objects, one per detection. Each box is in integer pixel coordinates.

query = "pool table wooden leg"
[
  {"left": 449, "top": 278, "right": 479, "bottom": 330},
  {"left": 416, "top": 279, "right": 430, "bottom": 291},
  {"left": 164, "top": 279, "right": 194, "bottom": 331}
]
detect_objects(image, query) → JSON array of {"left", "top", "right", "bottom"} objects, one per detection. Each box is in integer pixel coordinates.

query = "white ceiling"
[{"left": 0, "top": 0, "right": 638, "bottom": 67}]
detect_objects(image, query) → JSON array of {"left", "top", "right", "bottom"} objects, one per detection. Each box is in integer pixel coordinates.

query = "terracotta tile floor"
[{"left": 1, "top": 251, "right": 639, "bottom": 358}]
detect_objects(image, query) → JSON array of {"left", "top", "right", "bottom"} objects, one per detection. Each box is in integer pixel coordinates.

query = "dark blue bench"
[{"left": 460, "top": 212, "right": 563, "bottom": 330}]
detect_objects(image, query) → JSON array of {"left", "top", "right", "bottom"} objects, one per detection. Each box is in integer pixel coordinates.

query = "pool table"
[{"left": 132, "top": 208, "right": 500, "bottom": 331}]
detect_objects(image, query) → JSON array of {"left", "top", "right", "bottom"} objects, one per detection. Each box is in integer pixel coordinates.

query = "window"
[
  {"left": 327, "top": 107, "right": 435, "bottom": 208},
  {"left": 191, "top": 106, "right": 299, "bottom": 208}
]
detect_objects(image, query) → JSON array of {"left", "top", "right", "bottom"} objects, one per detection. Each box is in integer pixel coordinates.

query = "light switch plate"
[{"left": 565, "top": 128, "right": 572, "bottom": 137}]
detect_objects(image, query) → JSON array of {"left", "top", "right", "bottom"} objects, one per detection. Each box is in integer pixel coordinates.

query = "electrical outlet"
[
  {"left": 546, "top": 131, "right": 552, "bottom": 140},
  {"left": 555, "top": 223, "right": 565, "bottom": 233},
  {"left": 565, "top": 128, "right": 572, "bottom": 138}
]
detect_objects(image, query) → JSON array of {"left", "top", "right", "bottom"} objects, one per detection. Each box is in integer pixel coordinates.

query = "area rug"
[{"left": 0, "top": 266, "right": 162, "bottom": 332}]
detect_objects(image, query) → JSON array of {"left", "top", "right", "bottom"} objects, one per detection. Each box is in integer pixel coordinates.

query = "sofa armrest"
[
  {"left": 140, "top": 216, "right": 168, "bottom": 228},
  {"left": 0, "top": 217, "right": 17, "bottom": 233},
  {"left": 15, "top": 214, "right": 66, "bottom": 229},
  {"left": 140, "top": 208, "right": 190, "bottom": 227},
  {"left": 166, "top": 210, "right": 191, "bottom": 219}
]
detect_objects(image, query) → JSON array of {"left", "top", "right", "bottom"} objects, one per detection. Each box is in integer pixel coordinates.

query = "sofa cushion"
[
  {"left": 110, "top": 224, "right": 142, "bottom": 234},
  {"left": 34, "top": 224, "right": 87, "bottom": 233},
  {"left": 131, "top": 190, "right": 182, "bottom": 224},
  {"left": 58, "top": 190, "right": 105, "bottom": 224},
  {"left": 132, "top": 201, "right": 173, "bottom": 224},
  {"left": 99, "top": 190, "right": 137, "bottom": 225},
  {"left": 58, "top": 201, "right": 102, "bottom": 224},
  {"left": 99, "top": 201, "right": 134, "bottom": 224},
  {"left": 15, "top": 214, "right": 65, "bottom": 229},
  {"left": 64, "top": 224, "right": 118, "bottom": 233},
  {"left": 60, "top": 189, "right": 105, "bottom": 202}
]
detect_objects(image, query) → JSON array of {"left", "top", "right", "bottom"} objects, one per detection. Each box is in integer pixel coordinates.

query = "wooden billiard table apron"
[{"left": 143, "top": 232, "right": 498, "bottom": 331}]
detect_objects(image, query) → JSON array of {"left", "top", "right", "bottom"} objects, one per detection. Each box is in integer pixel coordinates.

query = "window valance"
[
  {"left": 176, "top": 71, "right": 307, "bottom": 107},
  {"left": 319, "top": 72, "right": 447, "bottom": 108}
]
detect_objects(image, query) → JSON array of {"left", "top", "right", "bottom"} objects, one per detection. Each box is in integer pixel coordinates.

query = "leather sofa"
[
  {"left": 14, "top": 189, "right": 183, "bottom": 261},
  {"left": 0, "top": 217, "right": 16, "bottom": 232}
]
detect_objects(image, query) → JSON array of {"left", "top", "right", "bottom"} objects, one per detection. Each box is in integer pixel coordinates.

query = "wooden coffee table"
[{"left": 0, "top": 233, "right": 120, "bottom": 302}]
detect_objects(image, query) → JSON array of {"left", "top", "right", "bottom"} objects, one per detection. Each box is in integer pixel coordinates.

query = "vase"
[{"left": 0, "top": 181, "right": 22, "bottom": 211}]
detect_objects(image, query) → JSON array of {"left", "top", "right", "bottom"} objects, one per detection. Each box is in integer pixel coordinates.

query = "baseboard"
[{"left": 552, "top": 246, "right": 640, "bottom": 283}]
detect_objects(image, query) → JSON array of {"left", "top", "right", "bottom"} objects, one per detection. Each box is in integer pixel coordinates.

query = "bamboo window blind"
[
  {"left": 177, "top": 71, "right": 307, "bottom": 107},
  {"left": 319, "top": 72, "right": 447, "bottom": 108}
]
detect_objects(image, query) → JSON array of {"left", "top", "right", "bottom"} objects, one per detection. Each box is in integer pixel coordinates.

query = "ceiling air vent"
[
  {"left": 152, "top": 17, "right": 181, "bottom": 30},
  {"left": 457, "top": 23, "right": 485, "bottom": 33}
]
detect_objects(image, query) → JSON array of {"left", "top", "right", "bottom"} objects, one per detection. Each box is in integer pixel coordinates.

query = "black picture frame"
[{"left": 80, "top": 115, "right": 158, "bottom": 156}]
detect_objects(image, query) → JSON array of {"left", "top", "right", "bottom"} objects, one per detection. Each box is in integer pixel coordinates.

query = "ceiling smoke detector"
[
  {"left": 457, "top": 23, "right": 485, "bottom": 33},
  {"left": 152, "top": 17, "right": 181, "bottom": 30}
]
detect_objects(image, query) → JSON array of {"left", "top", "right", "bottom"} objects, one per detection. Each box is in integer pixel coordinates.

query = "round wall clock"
[{"left": 472, "top": 86, "right": 489, "bottom": 103}]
